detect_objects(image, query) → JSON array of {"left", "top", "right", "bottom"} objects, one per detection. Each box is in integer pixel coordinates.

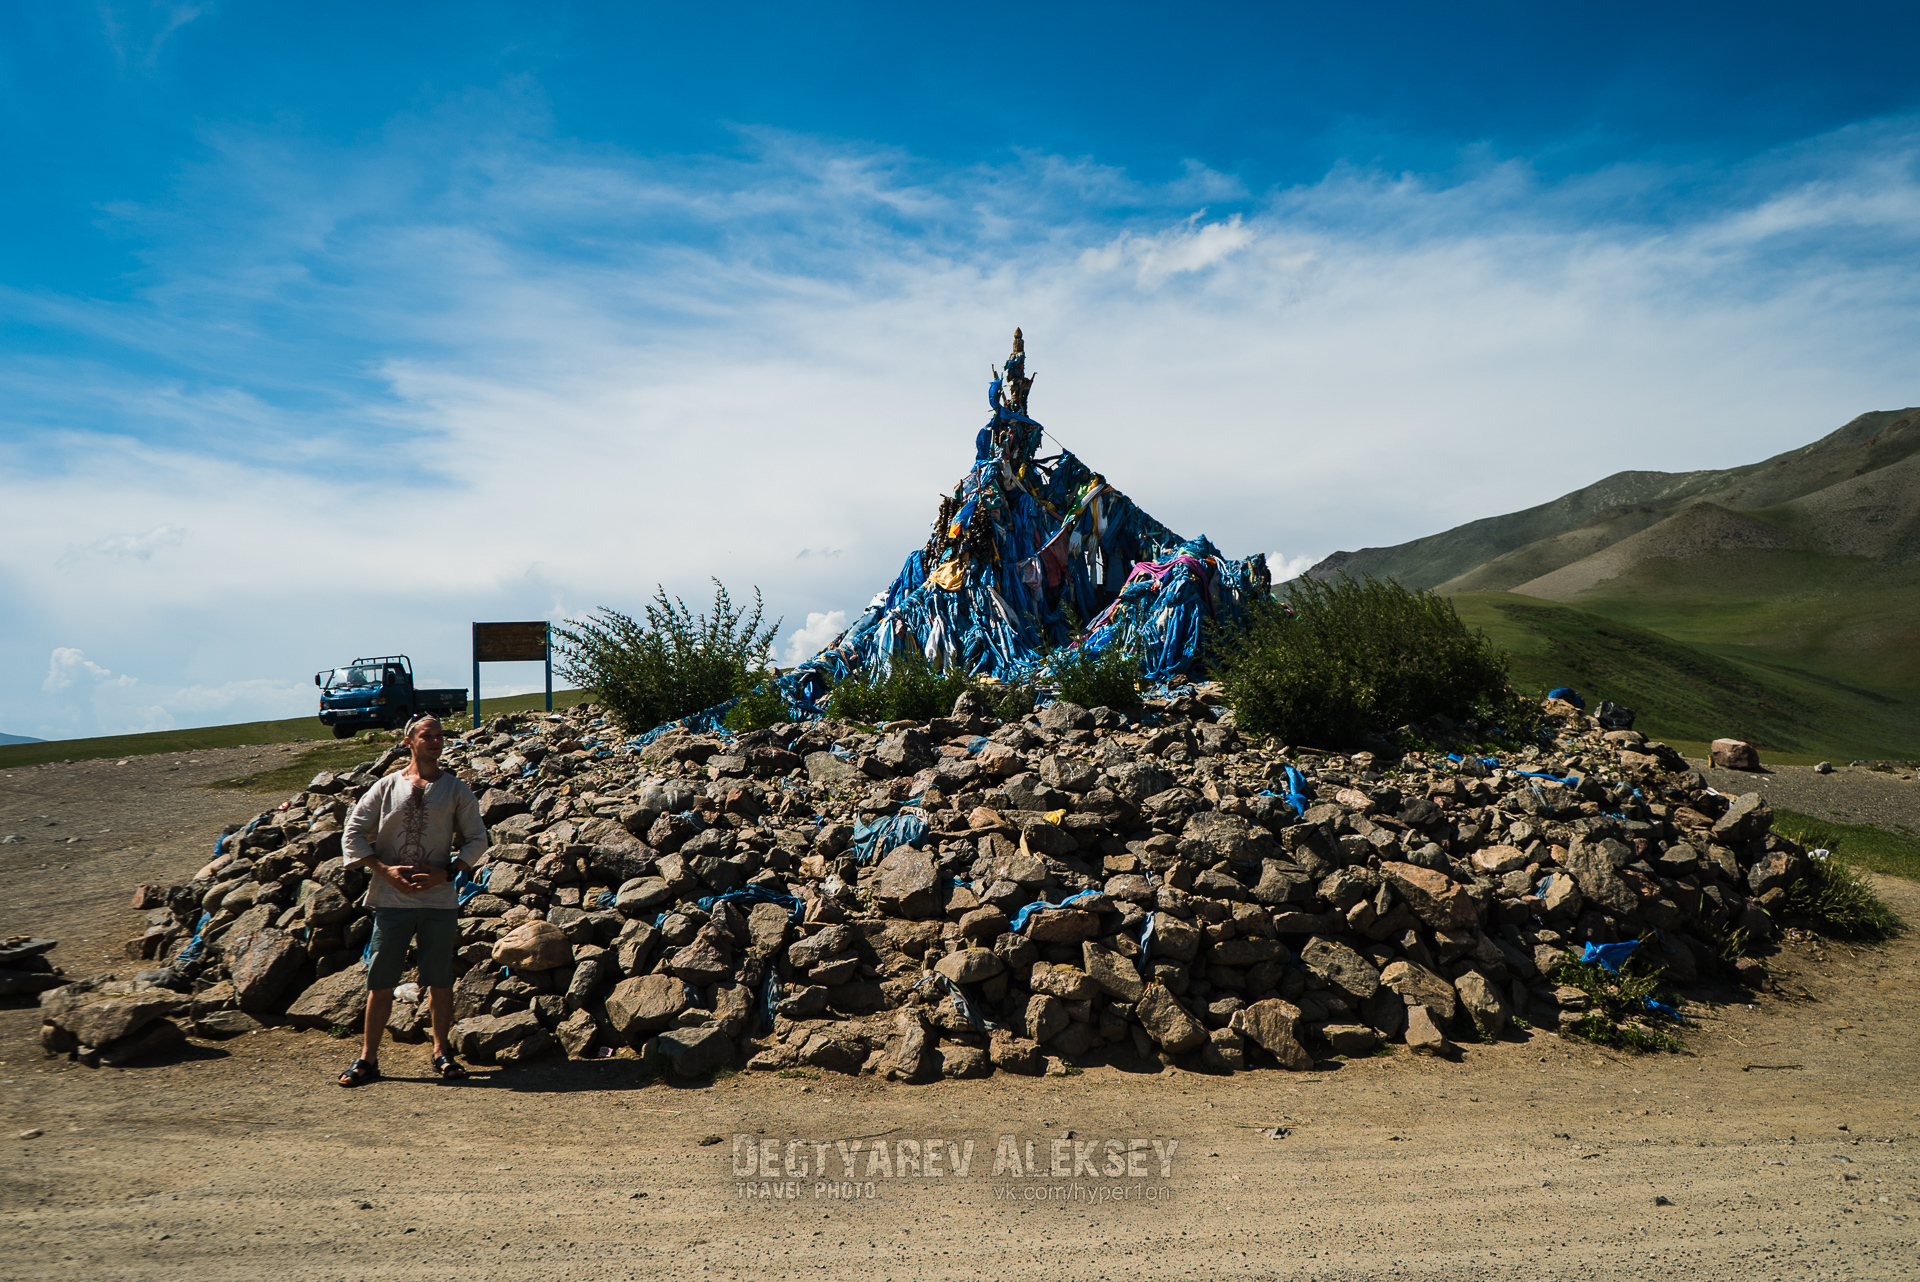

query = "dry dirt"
[{"left": 3, "top": 747, "right": 1919, "bottom": 1281}]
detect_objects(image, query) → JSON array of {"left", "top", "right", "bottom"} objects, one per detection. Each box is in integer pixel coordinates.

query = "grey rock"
[
  {"left": 877, "top": 848, "right": 941, "bottom": 919},
  {"left": 1299, "top": 936, "right": 1381, "bottom": 1001},
  {"left": 934, "top": 948, "right": 1005, "bottom": 985},
  {"left": 1082, "top": 942, "right": 1145, "bottom": 1002},
  {"left": 1135, "top": 985, "right": 1207, "bottom": 1053},
  {"left": 604, "top": 974, "right": 689, "bottom": 1036},
  {"left": 1321, "top": 1023, "right": 1380, "bottom": 1055},
  {"left": 285, "top": 964, "right": 369, "bottom": 1030},
  {"left": 655, "top": 1024, "right": 733, "bottom": 1078},
  {"left": 1235, "top": 998, "right": 1312, "bottom": 1070},
  {"left": 1454, "top": 969, "right": 1509, "bottom": 1039}
]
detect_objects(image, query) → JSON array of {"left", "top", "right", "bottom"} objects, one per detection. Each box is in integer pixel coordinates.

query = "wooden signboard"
[{"left": 471, "top": 621, "right": 553, "bottom": 723}]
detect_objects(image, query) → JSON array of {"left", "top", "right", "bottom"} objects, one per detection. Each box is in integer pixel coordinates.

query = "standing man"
[{"left": 336, "top": 714, "right": 487, "bottom": 1086}]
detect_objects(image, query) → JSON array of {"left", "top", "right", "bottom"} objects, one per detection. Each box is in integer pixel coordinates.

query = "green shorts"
[{"left": 366, "top": 907, "right": 460, "bottom": 990}]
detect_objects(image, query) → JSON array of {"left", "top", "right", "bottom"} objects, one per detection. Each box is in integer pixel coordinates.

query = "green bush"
[
  {"left": 827, "top": 650, "right": 977, "bottom": 724},
  {"left": 1049, "top": 643, "right": 1142, "bottom": 710},
  {"left": 722, "top": 678, "right": 794, "bottom": 733},
  {"left": 554, "top": 580, "right": 779, "bottom": 733},
  {"left": 1549, "top": 952, "right": 1685, "bottom": 1053},
  {"left": 1215, "top": 575, "right": 1528, "bottom": 745}
]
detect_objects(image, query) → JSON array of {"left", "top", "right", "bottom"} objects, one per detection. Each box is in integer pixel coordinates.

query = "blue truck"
[{"left": 314, "top": 655, "right": 468, "bottom": 738}]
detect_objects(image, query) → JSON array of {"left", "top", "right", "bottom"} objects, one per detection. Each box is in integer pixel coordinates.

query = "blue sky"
[{"left": 4, "top": 2, "right": 1919, "bottom": 738}]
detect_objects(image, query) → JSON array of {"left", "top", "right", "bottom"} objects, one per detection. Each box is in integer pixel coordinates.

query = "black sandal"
[
  {"left": 337, "top": 1058, "right": 380, "bottom": 1088},
  {"left": 430, "top": 1052, "right": 467, "bottom": 1080}
]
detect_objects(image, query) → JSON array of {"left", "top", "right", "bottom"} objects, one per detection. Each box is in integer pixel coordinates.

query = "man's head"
[{"left": 403, "top": 715, "right": 444, "bottom": 760}]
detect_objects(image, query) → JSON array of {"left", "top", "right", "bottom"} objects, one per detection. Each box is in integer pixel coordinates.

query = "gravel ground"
[{"left": 1691, "top": 760, "right": 1920, "bottom": 834}]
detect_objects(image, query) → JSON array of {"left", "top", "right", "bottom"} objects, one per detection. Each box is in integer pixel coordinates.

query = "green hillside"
[
  {"left": 1312, "top": 407, "right": 1920, "bottom": 591},
  {"left": 1450, "top": 592, "right": 1920, "bottom": 761},
  {"left": 0, "top": 688, "right": 589, "bottom": 770}
]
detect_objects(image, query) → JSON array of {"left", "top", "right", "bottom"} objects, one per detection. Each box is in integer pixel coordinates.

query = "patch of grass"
[
  {"left": 326, "top": 1024, "right": 354, "bottom": 1039},
  {"left": 1448, "top": 592, "right": 1920, "bottom": 761},
  {"left": 1217, "top": 575, "right": 1531, "bottom": 746},
  {"left": 207, "top": 737, "right": 398, "bottom": 794},
  {"left": 1550, "top": 954, "right": 1686, "bottom": 1054},
  {"left": 1782, "top": 856, "right": 1906, "bottom": 940},
  {"left": 1773, "top": 808, "right": 1920, "bottom": 883},
  {"left": 0, "top": 687, "right": 589, "bottom": 771}
]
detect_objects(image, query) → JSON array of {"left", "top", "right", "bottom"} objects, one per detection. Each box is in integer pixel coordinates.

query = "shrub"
[
  {"left": 827, "top": 650, "right": 976, "bottom": 724},
  {"left": 554, "top": 580, "right": 779, "bottom": 733},
  {"left": 1774, "top": 829, "right": 1906, "bottom": 940},
  {"left": 1050, "top": 642, "right": 1142, "bottom": 710},
  {"left": 722, "top": 677, "right": 794, "bottom": 733},
  {"left": 1549, "top": 952, "right": 1685, "bottom": 1054},
  {"left": 1215, "top": 575, "right": 1528, "bottom": 745}
]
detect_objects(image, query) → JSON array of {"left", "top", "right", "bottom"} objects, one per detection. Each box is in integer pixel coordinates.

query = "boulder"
[
  {"left": 1082, "top": 942, "right": 1145, "bottom": 1002},
  {"left": 43, "top": 986, "right": 183, "bottom": 1049},
  {"left": 1235, "top": 998, "right": 1312, "bottom": 1071},
  {"left": 450, "top": 1009, "right": 543, "bottom": 1063},
  {"left": 1380, "top": 959, "right": 1457, "bottom": 1025},
  {"left": 1038, "top": 701, "right": 1093, "bottom": 733},
  {"left": 1025, "top": 908, "right": 1100, "bottom": 943},
  {"left": 989, "top": 1028, "right": 1044, "bottom": 1075},
  {"left": 877, "top": 848, "right": 941, "bottom": 919},
  {"left": 879, "top": 1011, "right": 932, "bottom": 1080},
  {"left": 285, "top": 964, "right": 369, "bottom": 1030},
  {"left": 654, "top": 1024, "right": 734, "bottom": 1078},
  {"left": 226, "top": 929, "right": 309, "bottom": 1015},
  {"left": 491, "top": 921, "right": 574, "bottom": 971},
  {"left": 555, "top": 1008, "right": 600, "bottom": 1057},
  {"left": 1710, "top": 739, "right": 1761, "bottom": 771},
  {"left": 1321, "top": 1024, "right": 1380, "bottom": 1056},
  {"left": 1713, "top": 793, "right": 1773, "bottom": 845},
  {"left": 1381, "top": 863, "right": 1477, "bottom": 929},
  {"left": 936, "top": 1043, "right": 992, "bottom": 1078},
  {"left": 1135, "top": 985, "right": 1207, "bottom": 1053},
  {"left": 604, "top": 974, "right": 690, "bottom": 1036},
  {"left": 1405, "top": 1004, "right": 1452, "bottom": 1055},
  {"left": 934, "top": 948, "right": 1005, "bottom": 985},
  {"left": 1025, "top": 994, "right": 1069, "bottom": 1043},
  {"left": 1563, "top": 839, "right": 1638, "bottom": 917},
  {"left": 1453, "top": 970, "right": 1509, "bottom": 1039},
  {"left": 1469, "top": 845, "right": 1530, "bottom": 876},
  {"left": 1299, "top": 936, "right": 1381, "bottom": 1001},
  {"left": 1179, "top": 812, "right": 1255, "bottom": 864}
]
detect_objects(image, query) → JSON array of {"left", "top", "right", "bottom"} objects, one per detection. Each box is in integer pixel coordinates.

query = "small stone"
[
  {"left": 1813, "top": 761, "right": 1833, "bottom": 775},
  {"left": 17, "top": 1128, "right": 42, "bottom": 1140}
]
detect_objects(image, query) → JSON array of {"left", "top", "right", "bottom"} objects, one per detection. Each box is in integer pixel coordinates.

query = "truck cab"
[{"left": 315, "top": 655, "right": 466, "bottom": 738}]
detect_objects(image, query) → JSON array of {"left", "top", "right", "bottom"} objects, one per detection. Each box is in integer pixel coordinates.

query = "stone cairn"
[{"left": 39, "top": 694, "right": 1807, "bottom": 1077}]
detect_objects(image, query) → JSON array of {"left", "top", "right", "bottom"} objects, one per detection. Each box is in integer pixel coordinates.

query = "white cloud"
[
  {"left": 784, "top": 611, "right": 849, "bottom": 667},
  {"left": 3, "top": 113, "right": 1918, "bottom": 737},
  {"left": 64, "top": 524, "right": 188, "bottom": 562},
  {"left": 43, "top": 647, "right": 135, "bottom": 693},
  {"left": 1265, "top": 552, "right": 1322, "bottom": 584}
]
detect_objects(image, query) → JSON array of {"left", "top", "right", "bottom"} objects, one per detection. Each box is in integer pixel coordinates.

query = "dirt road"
[{"left": 2, "top": 749, "right": 1917, "bottom": 1280}]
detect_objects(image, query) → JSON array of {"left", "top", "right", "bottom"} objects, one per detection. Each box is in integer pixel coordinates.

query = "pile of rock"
[
  {"left": 1, "top": 937, "right": 63, "bottom": 997},
  {"left": 45, "top": 693, "right": 1812, "bottom": 1079}
]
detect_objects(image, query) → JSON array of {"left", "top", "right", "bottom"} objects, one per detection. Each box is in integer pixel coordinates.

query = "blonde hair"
[{"left": 403, "top": 714, "right": 442, "bottom": 743}]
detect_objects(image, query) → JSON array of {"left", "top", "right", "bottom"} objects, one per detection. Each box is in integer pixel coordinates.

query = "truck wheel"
[{"left": 333, "top": 724, "right": 355, "bottom": 740}]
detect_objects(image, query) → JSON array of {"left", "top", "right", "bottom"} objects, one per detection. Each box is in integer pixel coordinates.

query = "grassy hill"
[
  {"left": 0, "top": 689, "right": 590, "bottom": 770},
  {"left": 1452, "top": 593, "right": 1918, "bottom": 762},
  {"left": 1303, "top": 406, "right": 1920, "bottom": 762}
]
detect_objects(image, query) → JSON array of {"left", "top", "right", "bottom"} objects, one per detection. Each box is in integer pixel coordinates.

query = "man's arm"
[{"left": 450, "top": 781, "right": 489, "bottom": 872}]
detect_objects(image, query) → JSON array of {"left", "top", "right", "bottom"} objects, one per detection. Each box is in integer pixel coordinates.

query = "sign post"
[{"left": 470, "top": 621, "right": 553, "bottom": 727}]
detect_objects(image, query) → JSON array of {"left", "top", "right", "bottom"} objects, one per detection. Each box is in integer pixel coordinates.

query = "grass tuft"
[{"left": 1550, "top": 953, "right": 1686, "bottom": 1054}]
